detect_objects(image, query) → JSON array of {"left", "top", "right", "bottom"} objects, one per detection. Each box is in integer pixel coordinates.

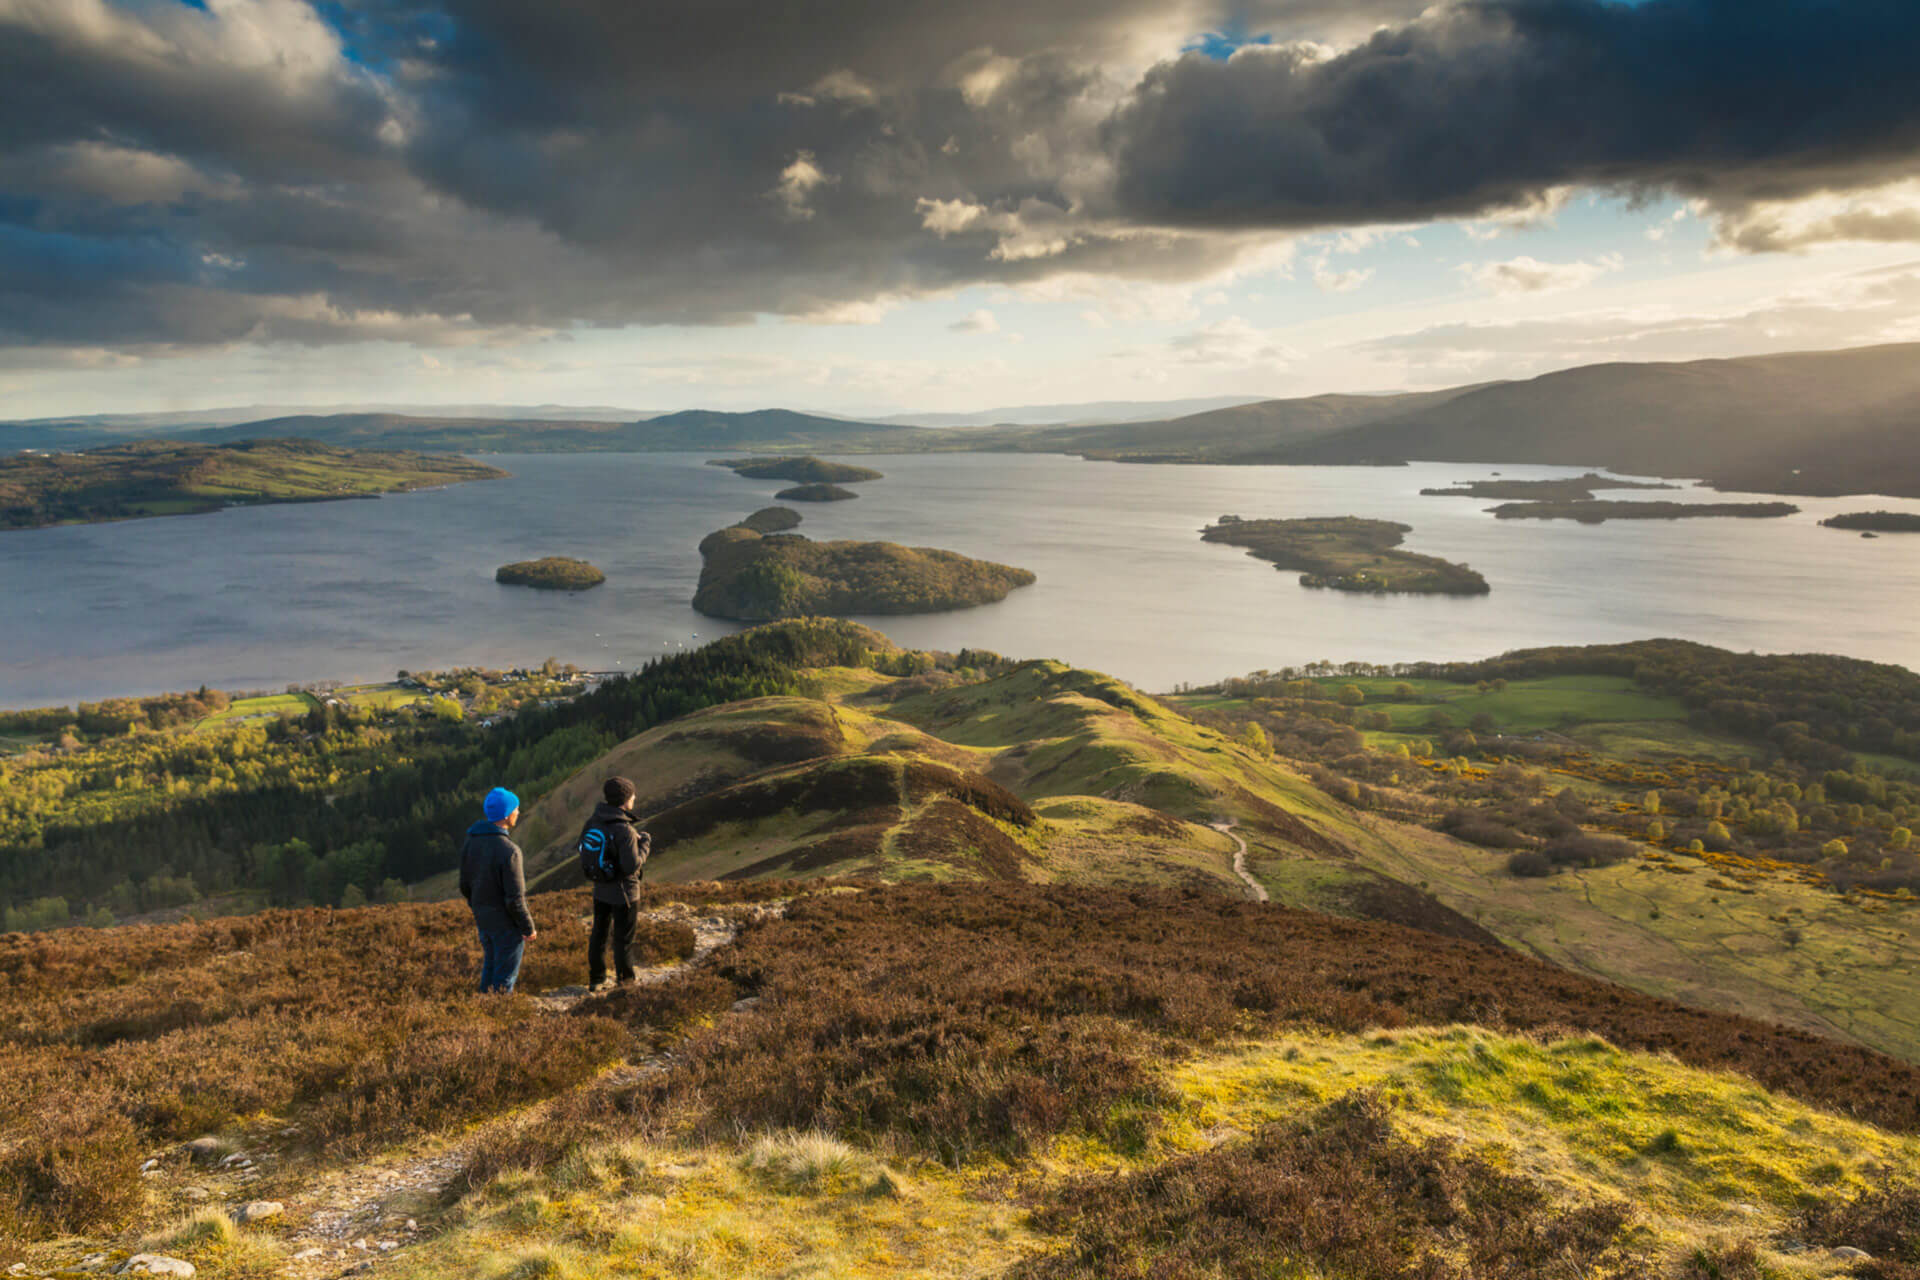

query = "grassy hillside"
[
  {"left": 0, "top": 438, "right": 506, "bottom": 530},
  {"left": 6, "top": 883, "right": 1919, "bottom": 1279},
  {"left": 1273, "top": 342, "right": 1920, "bottom": 497}
]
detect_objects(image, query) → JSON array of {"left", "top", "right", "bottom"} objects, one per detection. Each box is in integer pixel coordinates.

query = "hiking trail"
[
  {"left": 242, "top": 899, "right": 779, "bottom": 1279},
  {"left": 1211, "top": 822, "right": 1269, "bottom": 903}
]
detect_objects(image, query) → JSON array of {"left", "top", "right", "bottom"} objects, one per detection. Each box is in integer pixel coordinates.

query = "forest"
[{"left": 0, "top": 621, "right": 910, "bottom": 929}]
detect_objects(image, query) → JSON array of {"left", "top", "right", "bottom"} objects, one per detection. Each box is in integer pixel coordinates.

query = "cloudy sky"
[{"left": 5, "top": 0, "right": 1920, "bottom": 418}]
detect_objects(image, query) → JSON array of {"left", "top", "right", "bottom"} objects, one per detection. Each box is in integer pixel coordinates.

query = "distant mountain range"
[
  {"left": 8, "top": 342, "right": 1919, "bottom": 496},
  {"left": 868, "top": 394, "right": 1274, "bottom": 428}
]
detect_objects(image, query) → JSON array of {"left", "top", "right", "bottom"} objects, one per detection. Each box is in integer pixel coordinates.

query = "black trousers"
[{"left": 588, "top": 898, "right": 637, "bottom": 983}]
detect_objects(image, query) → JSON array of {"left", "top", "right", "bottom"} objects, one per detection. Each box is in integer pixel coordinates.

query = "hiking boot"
[{"left": 587, "top": 977, "right": 612, "bottom": 993}]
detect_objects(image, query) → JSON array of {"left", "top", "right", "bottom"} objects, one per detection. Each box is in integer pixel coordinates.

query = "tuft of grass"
[
  {"left": 741, "top": 1131, "right": 865, "bottom": 1193},
  {"left": 142, "top": 1209, "right": 287, "bottom": 1280}
]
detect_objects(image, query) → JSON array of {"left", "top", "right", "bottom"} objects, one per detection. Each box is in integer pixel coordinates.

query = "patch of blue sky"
[{"left": 1182, "top": 26, "right": 1274, "bottom": 61}]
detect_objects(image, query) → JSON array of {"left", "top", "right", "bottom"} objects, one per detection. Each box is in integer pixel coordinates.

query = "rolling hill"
[
  {"left": 198, "top": 408, "right": 937, "bottom": 454},
  {"left": 1268, "top": 342, "right": 1920, "bottom": 495}
]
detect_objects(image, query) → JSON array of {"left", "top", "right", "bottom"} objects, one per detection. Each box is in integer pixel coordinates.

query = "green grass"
[
  {"left": 340, "top": 683, "right": 426, "bottom": 712},
  {"left": 1169, "top": 1025, "right": 1920, "bottom": 1255},
  {"left": 1308, "top": 675, "right": 1685, "bottom": 733},
  {"left": 195, "top": 692, "right": 314, "bottom": 730}
]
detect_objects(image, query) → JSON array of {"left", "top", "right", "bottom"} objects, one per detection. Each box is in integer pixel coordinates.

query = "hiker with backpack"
[
  {"left": 578, "top": 776, "right": 651, "bottom": 989},
  {"left": 459, "top": 786, "right": 537, "bottom": 993}
]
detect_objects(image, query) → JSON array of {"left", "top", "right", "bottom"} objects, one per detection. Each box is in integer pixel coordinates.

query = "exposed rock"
[
  {"left": 231, "top": 1200, "right": 283, "bottom": 1225},
  {"left": 77, "top": 1254, "right": 110, "bottom": 1271},
  {"left": 291, "top": 1248, "right": 324, "bottom": 1261},
  {"left": 181, "top": 1186, "right": 209, "bottom": 1202},
  {"left": 1833, "top": 1247, "right": 1873, "bottom": 1261},
  {"left": 115, "top": 1257, "right": 195, "bottom": 1277}
]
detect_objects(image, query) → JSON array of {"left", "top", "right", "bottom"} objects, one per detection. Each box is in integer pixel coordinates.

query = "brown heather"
[
  {"left": 1013, "top": 1091, "right": 1632, "bottom": 1280},
  {"left": 0, "top": 881, "right": 783, "bottom": 1241},
  {"left": 7, "top": 879, "right": 1920, "bottom": 1261}
]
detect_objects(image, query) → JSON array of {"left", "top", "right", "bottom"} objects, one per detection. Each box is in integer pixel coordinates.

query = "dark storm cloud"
[
  {"left": 1, "top": 0, "right": 1917, "bottom": 354},
  {"left": 1105, "top": 0, "right": 1920, "bottom": 228}
]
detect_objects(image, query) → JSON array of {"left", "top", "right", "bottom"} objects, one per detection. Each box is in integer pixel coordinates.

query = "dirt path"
[
  {"left": 1211, "top": 822, "right": 1269, "bottom": 902},
  {"left": 276, "top": 899, "right": 782, "bottom": 1278}
]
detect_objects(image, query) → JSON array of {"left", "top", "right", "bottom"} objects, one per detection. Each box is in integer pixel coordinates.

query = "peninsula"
[
  {"left": 776, "top": 483, "right": 858, "bottom": 502},
  {"left": 1421, "top": 473, "right": 1677, "bottom": 501},
  {"left": 693, "top": 519, "right": 1033, "bottom": 620},
  {"left": 496, "top": 557, "right": 606, "bottom": 590},
  {"left": 1487, "top": 500, "right": 1799, "bottom": 523},
  {"left": 1201, "top": 516, "right": 1490, "bottom": 595},
  {"left": 712, "top": 455, "right": 885, "bottom": 484},
  {"left": 0, "top": 438, "right": 506, "bottom": 531}
]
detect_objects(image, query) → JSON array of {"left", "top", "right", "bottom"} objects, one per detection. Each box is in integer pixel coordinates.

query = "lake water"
[{"left": 4, "top": 451, "right": 1919, "bottom": 707}]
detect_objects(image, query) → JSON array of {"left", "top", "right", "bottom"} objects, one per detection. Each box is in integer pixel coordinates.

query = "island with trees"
[
  {"left": 495, "top": 557, "right": 606, "bottom": 591},
  {"left": 1201, "top": 516, "right": 1490, "bottom": 595},
  {"left": 694, "top": 515, "right": 1034, "bottom": 620},
  {"left": 1487, "top": 500, "right": 1799, "bottom": 523},
  {"left": 738, "top": 506, "right": 803, "bottom": 532},
  {"left": 0, "top": 438, "right": 507, "bottom": 531},
  {"left": 1820, "top": 511, "right": 1920, "bottom": 533},
  {"left": 776, "top": 483, "right": 858, "bottom": 502},
  {"left": 1421, "top": 473, "right": 1677, "bottom": 501},
  {"left": 712, "top": 455, "right": 885, "bottom": 484}
]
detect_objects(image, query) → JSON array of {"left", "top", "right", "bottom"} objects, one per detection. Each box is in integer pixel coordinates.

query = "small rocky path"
[{"left": 1211, "top": 822, "right": 1269, "bottom": 903}]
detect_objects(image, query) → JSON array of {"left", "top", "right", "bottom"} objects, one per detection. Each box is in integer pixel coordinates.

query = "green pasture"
[{"left": 195, "top": 692, "right": 315, "bottom": 730}]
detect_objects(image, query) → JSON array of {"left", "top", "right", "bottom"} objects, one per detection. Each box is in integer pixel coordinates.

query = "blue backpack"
[{"left": 578, "top": 822, "right": 621, "bottom": 883}]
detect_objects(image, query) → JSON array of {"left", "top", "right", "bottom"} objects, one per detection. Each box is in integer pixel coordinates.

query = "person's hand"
[{"left": 524, "top": 930, "right": 538, "bottom": 941}]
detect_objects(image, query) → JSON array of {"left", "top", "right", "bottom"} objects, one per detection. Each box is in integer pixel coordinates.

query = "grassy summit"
[
  {"left": 693, "top": 521, "right": 1034, "bottom": 620},
  {"left": 0, "top": 437, "right": 506, "bottom": 530},
  {"left": 713, "top": 455, "right": 885, "bottom": 484},
  {"left": 495, "top": 556, "right": 606, "bottom": 590},
  {"left": 1202, "top": 515, "right": 1490, "bottom": 595}
]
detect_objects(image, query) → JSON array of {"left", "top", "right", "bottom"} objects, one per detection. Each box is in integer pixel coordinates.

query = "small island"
[
  {"left": 0, "top": 438, "right": 506, "bottom": 531},
  {"left": 776, "top": 483, "right": 858, "bottom": 502},
  {"left": 1820, "top": 511, "right": 1920, "bottom": 533},
  {"left": 1487, "top": 500, "right": 1799, "bottom": 523},
  {"left": 496, "top": 557, "right": 606, "bottom": 591},
  {"left": 1201, "top": 516, "right": 1490, "bottom": 595},
  {"left": 738, "top": 506, "right": 803, "bottom": 533},
  {"left": 1422, "top": 473, "right": 1677, "bottom": 501},
  {"left": 712, "top": 455, "right": 885, "bottom": 485},
  {"left": 694, "top": 519, "right": 1034, "bottom": 620}
]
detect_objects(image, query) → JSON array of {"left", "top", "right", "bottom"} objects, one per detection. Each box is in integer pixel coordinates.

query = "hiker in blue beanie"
[{"left": 458, "top": 786, "right": 538, "bottom": 992}]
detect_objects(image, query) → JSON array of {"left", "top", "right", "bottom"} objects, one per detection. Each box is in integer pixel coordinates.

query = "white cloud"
[
  {"left": 1458, "top": 186, "right": 1576, "bottom": 240},
  {"left": 1312, "top": 261, "right": 1373, "bottom": 293},
  {"left": 1165, "top": 316, "right": 1302, "bottom": 367},
  {"left": 771, "top": 150, "right": 833, "bottom": 220},
  {"left": 950, "top": 308, "right": 999, "bottom": 333},
  {"left": 916, "top": 197, "right": 986, "bottom": 236},
  {"left": 1462, "top": 253, "right": 1623, "bottom": 295},
  {"left": 1711, "top": 178, "right": 1920, "bottom": 253}
]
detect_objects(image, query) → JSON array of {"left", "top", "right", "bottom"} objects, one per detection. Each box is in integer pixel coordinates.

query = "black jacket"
[
  {"left": 459, "top": 820, "right": 536, "bottom": 935},
  {"left": 582, "top": 803, "right": 651, "bottom": 906}
]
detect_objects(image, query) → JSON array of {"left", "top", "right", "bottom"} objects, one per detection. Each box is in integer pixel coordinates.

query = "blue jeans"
[{"left": 477, "top": 927, "right": 526, "bottom": 993}]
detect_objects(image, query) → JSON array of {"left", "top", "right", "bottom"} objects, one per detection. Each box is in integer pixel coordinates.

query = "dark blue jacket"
[{"left": 458, "top": 820, "right": 535, "bottom": 936}]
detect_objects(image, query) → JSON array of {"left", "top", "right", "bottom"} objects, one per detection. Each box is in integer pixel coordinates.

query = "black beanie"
[{"left": 604, "top": 776, "right": 637, "bottom": 806}]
